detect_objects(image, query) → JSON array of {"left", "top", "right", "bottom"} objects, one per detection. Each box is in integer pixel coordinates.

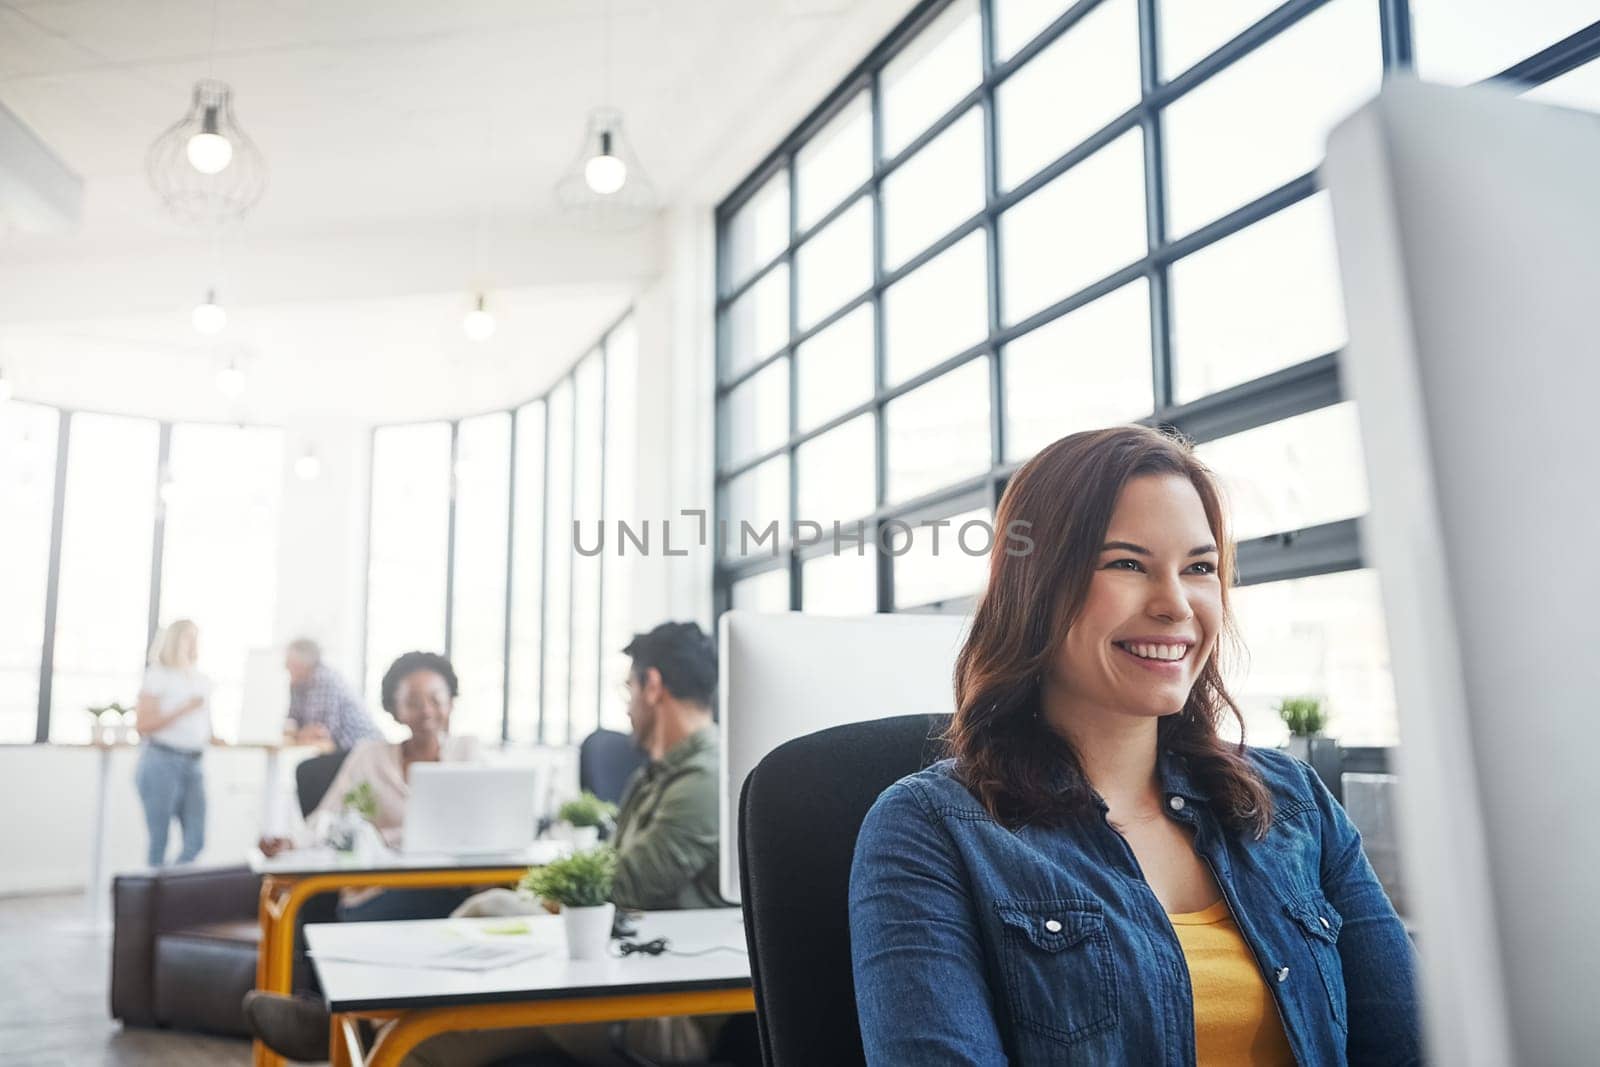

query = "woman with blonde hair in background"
[{"left": 133, "top": 619, "right": 214, "bottom": 867}]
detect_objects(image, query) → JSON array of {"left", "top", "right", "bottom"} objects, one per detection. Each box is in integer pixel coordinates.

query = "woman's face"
[
  {"left": 393, "top": 669, "right": 453, "bottom": 738},
  {"left": 1044, "top": 473, "right": 1224, "bottom": 726},
  {"left": 179, "top": 627, "right": 199, "bottom": 666}
]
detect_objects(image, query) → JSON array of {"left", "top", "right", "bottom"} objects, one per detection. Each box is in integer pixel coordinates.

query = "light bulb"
[
  {"left": 294, "top": 452, "right": 321, "bottom": 480},
  {"left": 192, "top": 293, "right": 226, "bottom": 335},
  {"left": 584, "top": 152, "right": 627, "bottom": 196},
  {"left": 186, "top": 131, "right": 233, "bottom": 175},
  {"left": 0, "top": 374, "right": 12, "bottom": 404},
  {"left": 216, "top": 364, "right": 245, "bottom": 398},
  {"left": 462, "top": 295, "right": 496, "bottom": 342}
]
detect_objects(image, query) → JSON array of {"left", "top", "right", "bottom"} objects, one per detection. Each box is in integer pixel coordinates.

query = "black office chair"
[
  {"left": 738, "top": 713, "right": 951, "bottom": 1067},
  {"left": 295, "top": 750, "right": 349, "bottom": 817},
  {"left": 579, "top": 728, "right": 648, "bottom": 806}
]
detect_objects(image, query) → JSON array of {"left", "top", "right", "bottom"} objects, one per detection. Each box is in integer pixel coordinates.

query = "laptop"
[{"left": 402, "top": 764, "right": 541, "bottom": 857}]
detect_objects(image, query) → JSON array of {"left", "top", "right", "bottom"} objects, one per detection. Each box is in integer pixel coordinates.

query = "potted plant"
[
  {"left": 86, "top": 702, "right": 132, "bottom": 745},
  {"left": 1277, "top": 695, "right": 1341, "bottom": 787},
  {"left": 325, "top": 781, "right": 382, "bottom": 860},
  {"left": 557, "top": 791, "right": 617, "bottom": 849},
  {"left": 520, "top": 846, "right": 619, "bottom": 960}
]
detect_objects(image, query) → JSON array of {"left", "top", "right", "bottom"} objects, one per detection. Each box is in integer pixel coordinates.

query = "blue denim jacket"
[{"left": 849, "top": 746, "right": 1421, "bottom": 1065}]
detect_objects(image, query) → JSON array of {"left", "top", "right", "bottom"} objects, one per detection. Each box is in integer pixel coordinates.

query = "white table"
[
  {"left": 307, "top": 908, "right": 754, "bottom": 1067},
  {"left": 249, "top": 841, "right": 570, "bottom": 1067}
]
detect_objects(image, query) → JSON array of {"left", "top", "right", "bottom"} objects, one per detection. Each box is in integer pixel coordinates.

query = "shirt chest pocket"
[
  {"left": 1284, "top": 893, "right": 1347, "bottom": 1033},
  {"left": 993, "top": 899, "right": 1119, "bottom": 1052}
]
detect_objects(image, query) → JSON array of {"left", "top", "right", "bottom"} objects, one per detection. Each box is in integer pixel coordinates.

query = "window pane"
[
  {"left": 365, "top": 422, "right": 451, "bottom": 708},
  {"left": 1159, "top": 0, "right": 1283, "bottom": 80},
  {"left": 542, "top": 382, "right": 574, "bottom": 745},
  {"left": 159, "top": 425, "right": 283, "bottom": 741},
  {"left": 601, "top": 321, "right": 639, "bottom": 734},
  {"left": 884, "top": 229, "right": 990, "bottom": 386},
  {"left": 724, "top": 358, "right": 790, "bottom": 468},
  {"left": 802, "top": 548, "right": 878, "bottom": 615},
  {"left": 0, "top": 402, "right": 58, "bottom": 742},
  {"left": 1195, "top": 402, "right": 1368, "bottom": 542},
  {"left": 882, "top": 0, "right": 983, "bottom": 159},
  {"left": 1525, "top": 58, "right": 1600, "bottom": 112},
  {"left": 891, "top": 507, "right": 991, "bottom": 609},
  {"left": 723, "top": 264, "right": 789, "bottom": 382},
  {"left": 1000, "top": 129, "right": 1146, "bottom": 325},
  {"left": 570, "top": 355, "right": 605, "bottom": 740},
  {"left": 796, "top": 196, "right": 873, "bottom": 331},
  {"left": 883, "top": 106, "right": 985, "bottom": 270},
  {"left": 1227, "top": 568, "right": 1398, "bottom": 747},
  {"left": 797, "top": 303, "right": 875, "bottom": 432},
  {"left": 731, "top": 568, "right": 791, "bottom": 613},
  {"left": 50, "top": 413, "right": 158, "bottom": 742},
  {"left": 1163, "top": 0, "right": 1381, "bottom": 237},
  {"left": 1170, "top": 193, "right": 1345, "bottom": 403},
  {"left": 797, "top": 92, "right": 872, "bottom": 231},
  {"left": 507, "top": 401, "right": 545, "bottom": 743},
  {"left": 992, "top": 0, "right": 1071, "bottom": 62},
  {"left": 723, "top": 171, "right": 790, "bottom": 293},
  {"left": 449, "top": 412, "right": 510, "bottom": 742},
  {"left": 723, "top": 455, "right": 790, "bottom": 561},
  {"left": 996, "top": 0, "right": 1141, "bottom": 191},
  {"left": 1412, "top": 0, "right": 1598, "bottom": 85},
  {"left": 1004, "top": 278, "right": 1153, "bottom": 462},
  {"left": 885, "top": 359, "right": 992, "bottom": 504},
  {"left": 797, "top": 414, "right": 876, "bottom": 524}
]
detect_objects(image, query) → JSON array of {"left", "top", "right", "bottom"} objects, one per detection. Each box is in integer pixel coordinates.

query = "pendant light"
[
  {"left": 294, "top": 449, "right": 322, "bottom": 481},
  {"left": 462, "top": 293, "right": 496, "bottom": 342},
  {"left": 192, "top": 289, "right": 227, "bottom": 334},
  {"left": 554, "top": 0, "right": 656, "bottom": 229},
  {"left": 215, "top": 359, "right": 245, "bottom": 398}
]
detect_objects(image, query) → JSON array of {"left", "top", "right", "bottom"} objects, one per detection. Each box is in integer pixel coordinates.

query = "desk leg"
[
  {"left": 85, "top": 744, "right": 113, "bottom": 928},
  {"left": 260, "top": 747, "right": 284, "bottom": 837},
  {"left": 331, "top": 1012, "right": 364, "bottom": 1067},
  {"left": 253, "top": 878, "right": 299, "bottom": 1067}
]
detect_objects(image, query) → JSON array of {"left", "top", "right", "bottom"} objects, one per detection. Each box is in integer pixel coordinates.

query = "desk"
[
  {"left": 308, "top": 908, "right": 753, "bottom": 1067},
  {"left": 250, "top": 843, "right": 568, "bottom": 1067}
]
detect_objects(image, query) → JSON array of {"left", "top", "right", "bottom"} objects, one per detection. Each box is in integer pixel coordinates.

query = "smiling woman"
[{"left": 849, "top": 424, "right": 1421, "bottom": 1065}]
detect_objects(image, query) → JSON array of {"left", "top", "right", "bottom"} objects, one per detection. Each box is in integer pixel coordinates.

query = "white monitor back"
[
  {"left": 718, "top": 611, "right": 969, "bottom": 902},
  {"left": 1326, "top": 77, "right": 1600, "bottom": 1065}
]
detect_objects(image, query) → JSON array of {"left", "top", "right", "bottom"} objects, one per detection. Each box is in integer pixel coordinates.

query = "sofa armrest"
[{"left": 111, "top": 864, "right": 261, "bottom": 1028}]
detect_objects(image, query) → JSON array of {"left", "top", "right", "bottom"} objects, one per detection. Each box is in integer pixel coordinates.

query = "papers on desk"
[{"left": 310, "top": 924, "right": 553, "bottom": 972}]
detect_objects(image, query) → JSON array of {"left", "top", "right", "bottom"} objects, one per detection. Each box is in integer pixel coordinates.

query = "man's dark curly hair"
[
  {"left": 623, "top": 621, "right": 717, "bottom": 711},
  {"left": 380, "top": 651, "right": 458, "bottom": 715}
]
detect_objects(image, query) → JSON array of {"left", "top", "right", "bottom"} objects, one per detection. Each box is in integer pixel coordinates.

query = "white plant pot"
[
  {"left": 569, "top": 825, "right": 600, "bottom": 850},
  {"left": 562, "top": 902, "right": 615, "bottom": 960}
]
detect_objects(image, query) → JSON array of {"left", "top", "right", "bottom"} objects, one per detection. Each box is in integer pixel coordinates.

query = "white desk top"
[
  {"left": 306, "top": 908, "right": 751, "bottom": 1012},
  {"left": 249, "top": 840, "right": 569, "bottom": 876}
]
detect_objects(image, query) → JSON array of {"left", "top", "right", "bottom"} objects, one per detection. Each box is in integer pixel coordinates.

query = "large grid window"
[
  {"left": 713, "top": 0, "right": 1600, "bottom": 748},
  {"left": 0, "top": 404, "right": 286, "bottom": 743},
  {"left": 363, "top": 312, "right": 638, "bottom": 745}
]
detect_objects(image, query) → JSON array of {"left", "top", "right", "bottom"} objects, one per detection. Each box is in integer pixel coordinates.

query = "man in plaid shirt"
[{"left": 284, "top": 638, "right": 379, "bottom": 751}]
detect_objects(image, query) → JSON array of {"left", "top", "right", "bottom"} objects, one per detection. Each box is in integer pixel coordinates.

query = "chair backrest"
[
  {"left": 578, "top": 728, "right": 648, "bottom": 806},
  {"left": 738, "top": 713, "right": 950, "bottom": 1067},
  {"left": 295, "top": 750, "right": 349, "bottom": 818}
]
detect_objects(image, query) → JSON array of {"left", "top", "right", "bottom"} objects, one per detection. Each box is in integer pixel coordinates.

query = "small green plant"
[
  {"left": 558, "top": 791, "right": 617, "bottom": 829},
  {"left": 520, "top": 846, "right": 617, "bottom": 908},
  {"left": 86, "top": 702, "right": 131, "bottom": 720},
  {"left": 342, "top": 781, "right": 379, "bottom": 824},
  {"left": 1277, "top": 696, "right": 1328, "bottom": 738}
]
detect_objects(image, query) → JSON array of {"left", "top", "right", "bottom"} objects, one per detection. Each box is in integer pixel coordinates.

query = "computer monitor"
[
  {"left": 717, "top": 610, "right": 969, "bottom": 903},
  {"left": 1325, "top": 77, "right": 1600, "bottom": 1064}
]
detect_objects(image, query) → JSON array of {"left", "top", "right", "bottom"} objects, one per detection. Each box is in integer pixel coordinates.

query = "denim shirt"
[{"left": 849, "top": 746, "right": 1421, "bottom": 1066}]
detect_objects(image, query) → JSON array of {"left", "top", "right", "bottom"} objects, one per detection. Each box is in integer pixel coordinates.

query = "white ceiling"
[{"left": 0, "top": 0, "right": 917, "bottom": 420}]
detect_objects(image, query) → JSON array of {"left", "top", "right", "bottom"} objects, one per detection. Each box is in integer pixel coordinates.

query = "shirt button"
[
  {"left": 1044, "top": 919, "right": 1062, "bottom": 933},
  {"left": 1168, "top": 795, "right": 1185, "bottom": 812},
  {"left": 1318, "top": 916, "right": 1330, "bottom": 930},
  {"left": 1276, "top": 966, "right": 1290, "bottom": 983}
]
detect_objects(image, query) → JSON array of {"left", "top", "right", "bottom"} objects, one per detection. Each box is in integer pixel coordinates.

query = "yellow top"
[{"left": 1168, "top": 898, "right": 1295, "bottom": 1066}]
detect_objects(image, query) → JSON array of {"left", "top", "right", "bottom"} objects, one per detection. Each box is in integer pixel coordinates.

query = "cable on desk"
[{"left": 611, "top": 937, "right": 747, "bottom": 958}]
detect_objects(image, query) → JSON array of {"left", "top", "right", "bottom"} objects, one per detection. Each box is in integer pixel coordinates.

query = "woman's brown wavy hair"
[{"left": 948, "top": 424, "right": 1273, "bottom": 838}]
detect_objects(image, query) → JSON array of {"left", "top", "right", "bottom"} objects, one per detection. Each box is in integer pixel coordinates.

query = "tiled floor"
[{"left": 0, "top": 893, "right": 254, "bottom": 1066}]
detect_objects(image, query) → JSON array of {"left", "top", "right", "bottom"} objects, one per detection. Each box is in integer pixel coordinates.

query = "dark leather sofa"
[{"left": 110, "top": 862, "right": 261, "bottom": 1037}]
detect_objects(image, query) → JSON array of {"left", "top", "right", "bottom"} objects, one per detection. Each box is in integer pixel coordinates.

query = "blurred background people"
[
  {"left": 133, "top": 619, "right": 213, "bottom": 867},
  {"left": 283, "top": 636, "right": 379, "bottom": 751}
]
